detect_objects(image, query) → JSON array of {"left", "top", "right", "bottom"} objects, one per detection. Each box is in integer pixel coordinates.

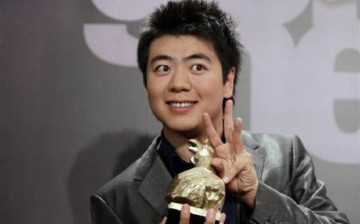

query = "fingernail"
[
  {"left": 182, "top": 204, "right": 190, "bottom": 214},
  {"left": 222, "top": 177, "right": 229, "bottom": 183},
  {"left": 208, "top": 209, "right": 216, "bottom": 219}
]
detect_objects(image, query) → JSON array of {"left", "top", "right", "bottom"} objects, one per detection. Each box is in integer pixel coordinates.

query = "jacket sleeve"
[
  {"left": 90, "top": 194, "right": 124, "bottom": 224},
  {"left": 249, "top": 136, "right": 349, "bottom": 224}
]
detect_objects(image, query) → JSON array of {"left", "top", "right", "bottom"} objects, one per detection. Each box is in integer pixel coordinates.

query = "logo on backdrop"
[
  {"left": 83, "top": 0, "right": 168, "bottom": 66},
  {"left": 84, "top": 0, "right": 359, "bottom": 164}
]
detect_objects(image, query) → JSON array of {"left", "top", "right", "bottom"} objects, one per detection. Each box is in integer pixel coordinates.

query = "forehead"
[{"left": 148, "top": 35, "right": 218, "bottom": 61}]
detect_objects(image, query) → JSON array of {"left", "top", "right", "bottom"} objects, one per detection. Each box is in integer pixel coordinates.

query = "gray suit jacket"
[{"left": 90, "top": 132, "right": 349, "bottom": 224}]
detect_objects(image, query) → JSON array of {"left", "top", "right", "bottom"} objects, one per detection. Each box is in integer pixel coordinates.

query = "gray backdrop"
[{"left": 1, "top": 0, "right": 359, "bottom": 224}]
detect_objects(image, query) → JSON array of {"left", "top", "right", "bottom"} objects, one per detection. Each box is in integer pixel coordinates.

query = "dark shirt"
[{"left": 156, "top": 134, "right": 237, "bottom": 224}]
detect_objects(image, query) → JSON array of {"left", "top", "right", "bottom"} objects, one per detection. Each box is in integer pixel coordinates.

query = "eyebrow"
[
  {"left": 185, "top": 53, "right": 211, "bottom": 63},
  {"left": 149, "top": 55, "right": 172, "bottom": 65},
  {"left": 149, "top": 53, "right": 211, "bottom": 65}
]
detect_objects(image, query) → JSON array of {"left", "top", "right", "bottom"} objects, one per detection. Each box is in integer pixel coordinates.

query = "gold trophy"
[{"left": 166, "top": 139, "right": 225, "bottom": 223}]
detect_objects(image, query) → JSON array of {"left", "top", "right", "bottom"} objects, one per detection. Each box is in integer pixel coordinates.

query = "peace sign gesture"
[{"left": 203, "top": 100, "right": 258, "bottom": 208}]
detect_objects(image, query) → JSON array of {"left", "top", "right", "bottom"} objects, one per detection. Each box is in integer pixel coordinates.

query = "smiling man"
[
  {"left": 147, "top": 35, "right": 234, "bottom": 161},
  {"left": 90, "top": 1, "right": 349, "bottom": 224}
]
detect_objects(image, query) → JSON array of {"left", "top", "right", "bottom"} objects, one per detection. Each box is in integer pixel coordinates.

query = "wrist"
[{"left": 241, "top": 181, "right": 258, "bottom": 209}]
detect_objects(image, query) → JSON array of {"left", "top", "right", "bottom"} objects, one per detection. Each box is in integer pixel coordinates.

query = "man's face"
[{"left": 146, "top": 35, "right": 234, "bottom": 139}]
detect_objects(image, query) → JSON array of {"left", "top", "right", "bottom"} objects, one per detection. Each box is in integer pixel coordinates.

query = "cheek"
[
  {"left": 147, "top": 82, "right": 164, "bottom": 110},
  {"left": 147, "top": 88, "right": 159, "bottom": 105},
  {"left": 147, "top": 77, "right": 160, "bottom": 96},
  {"left": 199, "top": 78, "right": 225, "bottom": 98}
]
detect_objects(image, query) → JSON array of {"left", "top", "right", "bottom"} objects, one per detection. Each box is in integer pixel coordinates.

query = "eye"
[
  {"left": 191, "top": 64, "right": 206, "bottom": 72},
  {"left": 154, "top": 65, "right": 171, "bottom": 74}
]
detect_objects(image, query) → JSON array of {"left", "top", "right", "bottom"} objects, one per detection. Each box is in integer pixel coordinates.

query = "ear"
[{"left": 223, "top": 67, "right": 235, "bottom": 98}]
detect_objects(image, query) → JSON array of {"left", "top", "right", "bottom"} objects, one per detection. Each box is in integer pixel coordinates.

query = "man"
[{"left": 90, "top": 1, "right": 350, "bottom": 223}]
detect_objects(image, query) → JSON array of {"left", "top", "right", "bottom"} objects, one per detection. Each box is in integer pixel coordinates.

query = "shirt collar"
[{"left": 156, "top": 132, "right": 194, "bottom": 177}]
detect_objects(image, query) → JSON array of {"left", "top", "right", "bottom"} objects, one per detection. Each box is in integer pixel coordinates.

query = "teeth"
[{"left": 170, "top": 102, "right": 194, "bottom": 108}]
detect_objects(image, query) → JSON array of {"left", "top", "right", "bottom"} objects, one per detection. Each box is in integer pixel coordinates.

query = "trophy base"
[{"left": 167, "top": 202, "right": 221, "bottom": 224}]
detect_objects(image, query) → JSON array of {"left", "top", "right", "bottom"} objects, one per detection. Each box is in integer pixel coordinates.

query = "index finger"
[
  {"left": 160, "top": 217, "right": 167, "bottom": 224},
  {"left": 204, "top": 209, "right": 216, "bottom": 224},
  {"left": 203, "top": 113, "right": 223, "bottom": 148},
  {"left": 179, "top": 204, "right": 190, "bottom": 224}
]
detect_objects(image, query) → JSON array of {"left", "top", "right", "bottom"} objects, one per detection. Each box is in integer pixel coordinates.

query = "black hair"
[{"left": 137, "top": 0, "right": 242, "bottom": 97}]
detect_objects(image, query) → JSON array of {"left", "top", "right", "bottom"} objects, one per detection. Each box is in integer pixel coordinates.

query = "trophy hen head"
[{"left": 188, "top": 139, "right": 215, "bottom": 169}]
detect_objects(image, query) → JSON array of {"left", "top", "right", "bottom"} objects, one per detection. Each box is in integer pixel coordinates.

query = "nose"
[{"left": 168, "top": 68, "right": 192, "bottom": 92}]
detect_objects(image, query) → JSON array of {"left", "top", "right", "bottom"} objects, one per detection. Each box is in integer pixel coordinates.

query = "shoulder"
[
  {"left": 243, "top": 131, "right": 315, "bottom": 189},
  {"left": 90, "top": 137, "right": 163, "bottom": 223},
  {"left": 243, "top": 131, "right": 306, "bottom": 158},
  {"left": 244, "top": 131, "right": 297, "bottom": 147},
  {"left": 243, "top": 131, "right": 313, "bottom": 181},
  {"left": 94, "top": 136, "right": 160, "bottom": 201}
]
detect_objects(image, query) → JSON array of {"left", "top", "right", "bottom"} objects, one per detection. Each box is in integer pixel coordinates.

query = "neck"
[
  {"left": 163, "top": 129, "right": 193, "bottom": 162},
  {"left": 163, "top": 120, "right": 223, "bottom": 162}
]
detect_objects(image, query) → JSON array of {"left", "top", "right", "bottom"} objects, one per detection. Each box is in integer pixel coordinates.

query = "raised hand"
[{"left": 203, "top": 100, "right": 258, "bottom": 208}]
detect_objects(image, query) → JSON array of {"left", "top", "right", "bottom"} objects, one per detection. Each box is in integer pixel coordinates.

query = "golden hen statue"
[{"left": 166, "top": 139, "right": 225, "bottom": 222}]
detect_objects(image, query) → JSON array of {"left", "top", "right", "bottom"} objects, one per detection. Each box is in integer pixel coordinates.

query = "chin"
[
  {"left": 169, "top": 123, "right": 204, "bottom": 138},
  {"left": 170, "top": 124, "right": 198, "bottom": 132}
]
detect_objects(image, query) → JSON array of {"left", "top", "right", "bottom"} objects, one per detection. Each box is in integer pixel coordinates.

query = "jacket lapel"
[
  {"left": 136, "top": 137, "right": 172, "bottom": 216},
  {"left": 242, "top": 131, "right": 264, "bottom": 180}
]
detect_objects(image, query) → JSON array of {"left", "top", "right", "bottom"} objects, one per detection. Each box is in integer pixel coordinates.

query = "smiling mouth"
[{"left": 167, "top": 101, "right": 197, "bottom": 108}]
